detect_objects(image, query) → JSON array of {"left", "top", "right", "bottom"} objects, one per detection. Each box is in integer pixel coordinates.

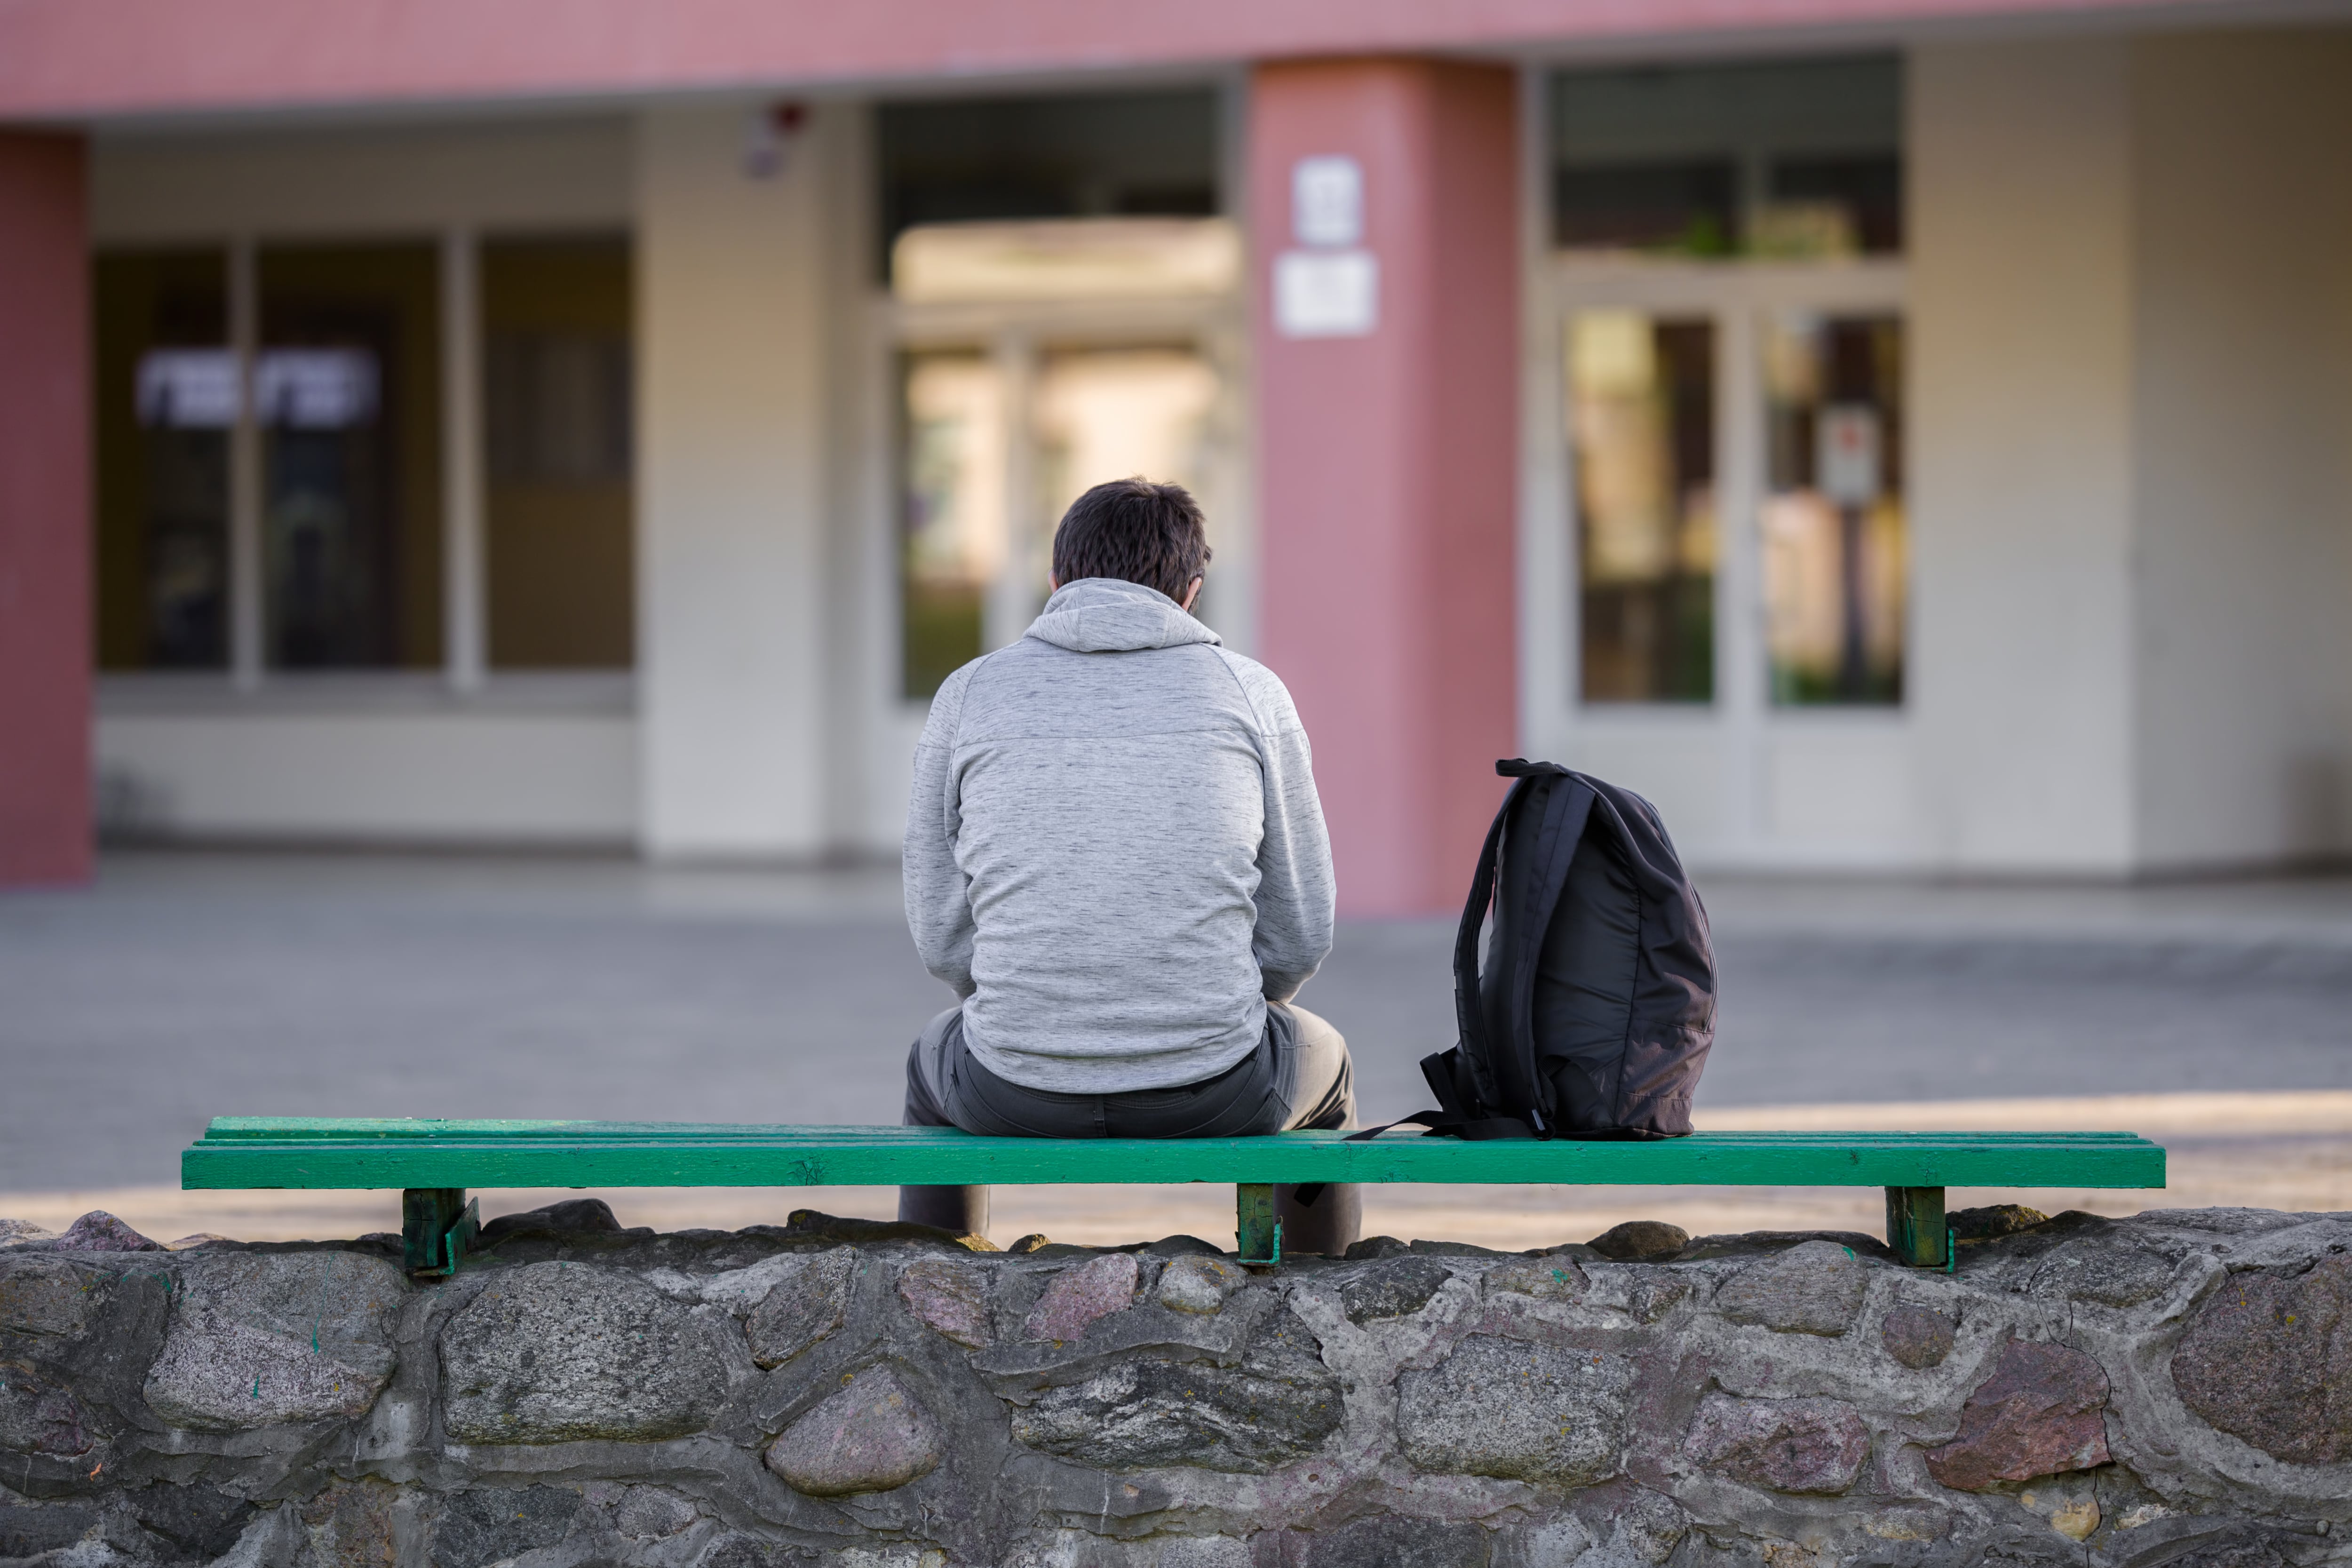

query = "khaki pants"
[{"left": 899, "top": 1002, "right": 1361, "bottom": 1255}]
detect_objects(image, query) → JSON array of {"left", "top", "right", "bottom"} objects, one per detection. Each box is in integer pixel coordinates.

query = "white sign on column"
[{"left": 1276, "top": 154, "right": 1377, "bottom": 339}]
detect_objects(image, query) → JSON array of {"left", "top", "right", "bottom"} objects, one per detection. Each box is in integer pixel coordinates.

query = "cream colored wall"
[
  {"left": 89, "top": 118, "right": 644, "bottom": 849},
  {"left": 635, "top": 104, "right": 848, "bottom": 859},
  {"left": 96, "top": 704, "right": 637, "bottom": 844},
  {"left": 1907, "top": 38, "right": 2139, "bottom": 873},
  {"left": 2129, "top": 32, "right": 2352, "bottom": 869}
]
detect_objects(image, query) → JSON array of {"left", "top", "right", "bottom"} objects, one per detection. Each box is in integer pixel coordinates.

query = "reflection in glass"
[
  {"left": 1568, "top": 312, "right": 1716, "bottom": 703},
  {"left": 901, "top": 353, "right": 1008, "bottom": 698},
  {"left": 94, "top": 250, "right": 231, "bottom": 670},
  {"left": 892, "top": 219, "right": 1239, "bottom": 305},
  {"left": 1762, "top": 313, "right": 1905, "bottom": 705},
  {"left": 1549, "top": 57, "right": 1902, "bottom": 260},
  {"left": 1034, "top": 344, "right": 1217, "bottom": 603},
  {"left": 258, "top": 243, "right": 442, "bottom": 670},
  {"left": 483, "top": 236, "right": 635, "bottom": 669}
]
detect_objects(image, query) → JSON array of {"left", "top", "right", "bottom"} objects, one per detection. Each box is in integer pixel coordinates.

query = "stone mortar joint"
[{"left": 3, "top": 1204, "right": 2349, "bottom": 1566}]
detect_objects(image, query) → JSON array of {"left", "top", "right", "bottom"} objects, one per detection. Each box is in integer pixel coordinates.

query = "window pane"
[
  {"left": 1551, "top": 56, "right": 1902, "bottom": 260},
  {"left": 94, "top": 249, "right": 230, "bottom": 670},
  {"left": 1570, "top": 312, "right": 1716, "bottom": 703},
  {"left": 482, "top": 236, "right": 634, "bottom": 669},
  {"left": 878, "top": 90, "right": 1219, "bottom": 283},
  {"left": 1762, "top": 313, "right": 1906, "bottom": 705},
  {"left": 1033, "top": 343, "right": 1219, "bottom": 600},
  {"left": 901, "top": 352, "right": 1007, "bottom": 699},
  {"left": 258, "top": 243, "right": 442, "bottom": 669}
]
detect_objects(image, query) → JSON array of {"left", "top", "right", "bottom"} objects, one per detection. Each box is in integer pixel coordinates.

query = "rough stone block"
[
  {"left": 1397, "top": 1335, "right": 1633, "bottom": 1486},
  {"left": 440, "top": 1261, "right": 726, "bottom": 1444},
  {"left": 433, "top": 1485, "right": 583, "bottom": 1568},
  {"left": 612, "top": 1485, "right": 701, "bottom": 1540},
  {"left": 300, "top": 1479, "right": 400, "bottom": 1568},
  {"left": 0, "top": 1361, "right": 93, "bottom": 1455},
  {"left": 1156, "top": 1255, "right": 1248, "bottom": 1315},
  {"left": 2173, "top": 1254, "right": 2352, "bottom": 1463},
  {"left": 746, "top": 1250, "right": 858, "bottom": 1368},
  {"left": 1484, "top": 1257, "right": 1589, "bottom": 1303},
  {"left": 1009, "top": 1306, "right": 1342, "bottom": 1472},
  {"left": 898, "top": 1256, "right": 992, "bottom": 1348},
  {"left": 143, "top": 1250, "right": 405, "bottom": 1430},
  {"left": 1880, "top": 1304, "right": 1956, "bottom": 1369},
  {"left": 125, "top": 1483, "right": 261, "bottom": 1560},
  {"left": 1022, "top": 1253, "right": 1138, "bottom": 1342},
  {"left": 0, "top": 1500, "right": 97, "bottom": 1558},
  {"left": 0, "top": 1256, "right": 107, "bottom": 1338},
  {"left": 53, "top": 1212, "right": 162, "bottom": 1252},
  {"left": 1296, "top": 1514, "right": 1492, "bottom": 1567},
  {"left": 1923, "top": 1338, "right": 2110, "bottom": 1491},
  {"left": 1589, "top": 1221, "right": 1689, "bottom": 1261},
  {"left": 2037, "top": 1242, "right": 2179, "bottom": 1307},
  {"left": 1713, "top": 1241, "right": 1869, "bottom": 1336},
  {"left": 765, "top": 1367, "right": 943, "bottom": 1496},
  {"left": 1342, "top": 1256, "right": 1454, "bottom": 1324},
  {"left": 1683, "top": 1393, "right": 1870, "bottom": 1495}
]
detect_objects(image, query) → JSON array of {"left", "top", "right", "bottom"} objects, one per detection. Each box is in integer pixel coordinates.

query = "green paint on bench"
[{"left": 181, "top": 1117, "right": 2166, "bottom": 1274}]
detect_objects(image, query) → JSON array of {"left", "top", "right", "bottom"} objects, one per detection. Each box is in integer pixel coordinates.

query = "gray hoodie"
[{"left": 903, "top": 577, "right": 1337, "bottom": 1093}]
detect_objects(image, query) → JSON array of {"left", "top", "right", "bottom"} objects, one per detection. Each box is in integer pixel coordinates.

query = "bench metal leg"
[
  {"left": 403, "top": 1187, "right": 478, "bottom": 1277},
  {"left": 1884, "top": 1186, "right": 1947, "bottom": 1268},
  {"left": 1235, "top": 1183, "right": 1281, "bottom": 1269}
]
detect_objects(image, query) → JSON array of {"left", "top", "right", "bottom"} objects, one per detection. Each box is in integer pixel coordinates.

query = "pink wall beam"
[
  {"left": 0, "top": 132, "right": 93, "bottom": 887},
  {"left": 0, "top": 0, "right": 2225, "bottom": 121},
  {"left": 1254, "top": 59, "right": 1518, "bottom": 919}
]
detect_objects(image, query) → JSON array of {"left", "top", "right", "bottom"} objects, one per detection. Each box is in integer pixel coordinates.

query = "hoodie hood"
[{"left": 1023, "top": 577, "right": 1221, "bottom": 654}]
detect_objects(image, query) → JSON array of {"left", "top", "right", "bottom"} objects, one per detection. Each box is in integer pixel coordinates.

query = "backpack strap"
[
  {"left": 1340, "top": 1049, "right": 1538, "bottom": 1142},
  {"left": 1449, "top": 776, "right": 1524, "bottom": 1099}
]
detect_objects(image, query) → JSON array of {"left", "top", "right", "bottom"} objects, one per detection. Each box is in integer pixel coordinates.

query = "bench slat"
[{"left": 183, "top": 1120, "right": 2165, "bottom": 1191}]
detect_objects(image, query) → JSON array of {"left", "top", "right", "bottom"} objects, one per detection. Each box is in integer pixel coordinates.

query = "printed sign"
[
  {"left": 1817, "top": 404, "right": 1882, "bottom": 507},
  {"left": 1274, "top": 250, "right": 1379, "bottom": 338},
  {"left": 1292, "top": 156, "right": 1364, "bottom": 247}
]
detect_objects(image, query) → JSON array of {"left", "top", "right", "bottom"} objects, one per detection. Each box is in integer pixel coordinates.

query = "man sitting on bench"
[{"left": 898, "top": 477, "right": 1359, "bottom": 1256}]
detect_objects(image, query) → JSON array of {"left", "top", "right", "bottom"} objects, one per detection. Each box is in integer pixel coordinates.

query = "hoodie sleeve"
[
  {"left": 902, "top": 662, "right": 979, "bottom": 998},
  {"left": 1233, "top": 660, "right": 1336, "bottom": 1002}
]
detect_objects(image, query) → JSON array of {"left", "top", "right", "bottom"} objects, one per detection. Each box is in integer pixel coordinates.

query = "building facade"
[{"left": 2, "top": 1, "right": 2350, "bottom": 912}]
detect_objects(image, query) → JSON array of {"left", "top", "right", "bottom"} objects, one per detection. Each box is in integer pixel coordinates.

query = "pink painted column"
[
  {"left": 0, "top": 132, "right": 92, "bottom": 887},
  {"left": 1251, "top": 60, "right": 1518, "bottom": 917}
]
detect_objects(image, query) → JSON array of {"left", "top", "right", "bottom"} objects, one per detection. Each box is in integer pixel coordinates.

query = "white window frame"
[
  {"left": 98, "top": 223, "right": 636, "bottom": 715},
  {"left": 872, "top": 288, "right": 1254, "bottom": 713}
]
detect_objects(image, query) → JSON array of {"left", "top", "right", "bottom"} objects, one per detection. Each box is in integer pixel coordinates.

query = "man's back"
[{"left": 903, "top": 577, "right": 1335, "bottom": 1094}]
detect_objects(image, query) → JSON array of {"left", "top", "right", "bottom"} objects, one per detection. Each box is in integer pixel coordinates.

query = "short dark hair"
[{"left": 1050, "top": 478, "right": 1212, "bottom": 604}]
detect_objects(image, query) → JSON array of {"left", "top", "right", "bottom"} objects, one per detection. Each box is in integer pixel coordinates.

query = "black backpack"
[{"left": 1390, "top": 758, "right": 1716, "bottom": 1142}]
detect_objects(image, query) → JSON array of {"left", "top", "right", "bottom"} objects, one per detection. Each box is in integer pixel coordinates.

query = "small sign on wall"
[
  {"left": 1292, "top": 156, "right": 1363, "bottom": 247},
  {"left": 1275, "top": 250, "right": 1379, "bottom": 338},
  {"left": 1278, "top": 154, "right": 1376, "bottom": 338},
  {"left": 1817, "top": 404, "right": 1882, "bottom": 507}
]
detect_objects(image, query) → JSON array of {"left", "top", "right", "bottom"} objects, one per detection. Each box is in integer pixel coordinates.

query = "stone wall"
[{"left": 4, "top": 1201, "right": 2351, "bottom": 1567}]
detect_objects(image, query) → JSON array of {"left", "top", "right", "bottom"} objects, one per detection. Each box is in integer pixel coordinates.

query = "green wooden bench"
[{"left": 182, "top": 1117, "right": 2165, "bottom": 1275}]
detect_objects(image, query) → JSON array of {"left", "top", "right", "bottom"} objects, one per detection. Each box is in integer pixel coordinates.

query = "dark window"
[
  {"left": 93, "top": 249, "right": 231, "bottom": 670},
  {"left": 877, "top": 90, "right": 1219, "bottom": 280},
  {"left": 1555, "top": 161, "right": 1738, "bottom": 255},
  {"left": 482, "top": 235, "right": 635, "bottom": 670},
  {"left": 1551, "top": 56, "right": 1902, "bottom": 260},
  {"left": 1769, "top": 154, "right": 1904, "bottom": 254},
  {"left": 1571, "top": 314, "right": 1717, "bottom": 703},
  {"left": 258, "top": 242, "right": 443, "bottom": 671}
]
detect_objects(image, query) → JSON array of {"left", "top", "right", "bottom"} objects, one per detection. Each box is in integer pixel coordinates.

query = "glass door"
[
  {"left": 895, "top": 335, "right": 1229, "bottom": 699},
  {"left": 1536, "top": 261, "right": 1907, "bottom": 860}
]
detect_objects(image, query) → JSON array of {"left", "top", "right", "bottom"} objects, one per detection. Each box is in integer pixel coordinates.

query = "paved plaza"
[{"left": 7, "top": 851, "right": 2352, "bottom": 1247}]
